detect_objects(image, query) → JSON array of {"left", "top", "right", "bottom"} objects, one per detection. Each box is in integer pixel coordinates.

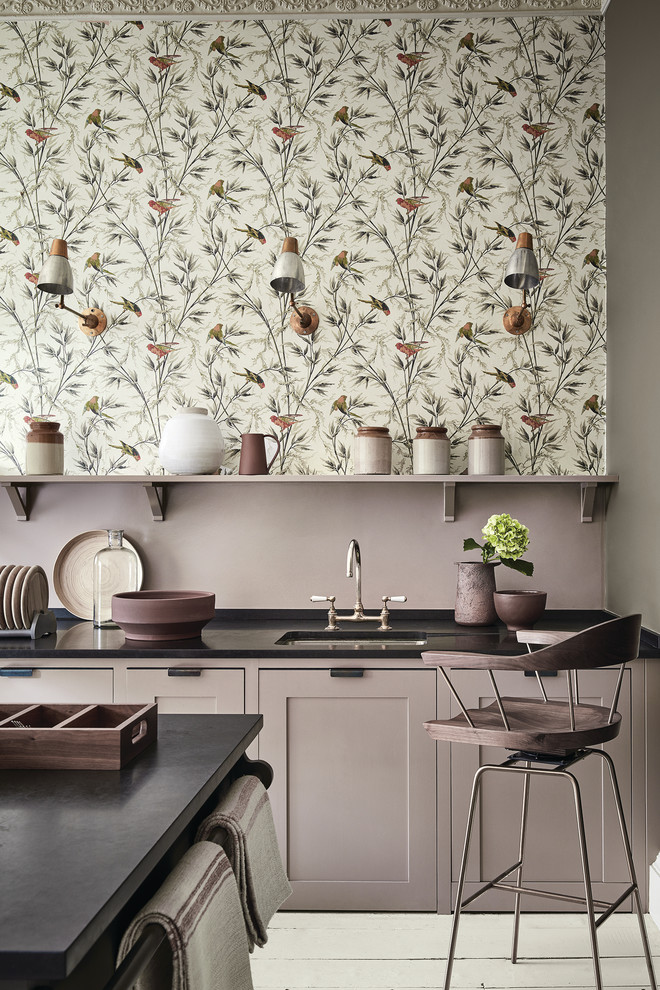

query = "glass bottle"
[{"left": 93, "top": 530, "right": 139, "bottom": 628}]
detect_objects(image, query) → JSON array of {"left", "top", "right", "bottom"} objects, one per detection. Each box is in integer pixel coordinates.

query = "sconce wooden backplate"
[
  {"left": 503, "top": 305, "right": 532, "bottom": 335},
  {"left": 79, "top": 308, "right": 108, "bottom": 337},
  {"left": 290, "top": 306, "right": 319, "bottom": 336}
]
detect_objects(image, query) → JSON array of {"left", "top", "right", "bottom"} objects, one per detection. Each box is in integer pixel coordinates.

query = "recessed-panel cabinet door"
[
  {"left": 449, "top": 666, "right": 632, "bottom": 910},
  {"left": 258, "top": 666, "right": 437, "bottom": 910},
  {"left": 125, "top": 667, "right": 244, "bottom": 714},
  {"left": 0, "top": 666, "right": 113, "bottom": 703}
]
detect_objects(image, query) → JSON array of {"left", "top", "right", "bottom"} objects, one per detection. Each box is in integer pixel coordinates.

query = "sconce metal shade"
[
  {"left": 270, "top": 237, "right": 306, "bottom": 295},
  {"left": 504, "top": 232, "right": 540, "bottom": 292},
  {"left": 37, "top": 238, "right": 74, "bottom": 296}
]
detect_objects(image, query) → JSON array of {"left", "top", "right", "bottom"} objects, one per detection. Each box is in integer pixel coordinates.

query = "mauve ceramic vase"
[
  {"left": 454, "top": 562, "right": 498, "bottom": 626},
  {"left": 493, "top": 590, "right": 547, "bottom": 631}
]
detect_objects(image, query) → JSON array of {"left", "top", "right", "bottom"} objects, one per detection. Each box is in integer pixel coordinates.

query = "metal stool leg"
[
  {"left": 592, "top": 748, "right": 658, "bottom": 990},
  {"left": 567, "top": 769, "right": 603, "bottom": 990},
  {"left": 511, "top": 763, "right": 531, "bottom": 963},
  {"left": 444, "top": 765, "right": 487, "bottom": 990}
]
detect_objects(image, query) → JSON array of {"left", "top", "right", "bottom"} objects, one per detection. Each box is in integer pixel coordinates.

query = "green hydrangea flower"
[{"left": 482, "top": 513, "right": 529, "bottom": 561}]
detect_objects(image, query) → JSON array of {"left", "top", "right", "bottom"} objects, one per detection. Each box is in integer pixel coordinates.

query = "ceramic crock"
[{"left": 158, "top": 408, "right": 224, "bottom": 475}]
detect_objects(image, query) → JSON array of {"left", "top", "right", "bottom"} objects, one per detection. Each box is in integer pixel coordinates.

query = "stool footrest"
[
  {"left": 490, "top": 880, "right": 610, "bottom": 909},
  {"left": 460, "top": 860, "right": 522, "bottom": 909}
]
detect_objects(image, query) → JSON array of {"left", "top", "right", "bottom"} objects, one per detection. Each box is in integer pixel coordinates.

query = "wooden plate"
[
  {"left": 0, "top": 565, "right": 13, "bottom": 630},
  {"left": 3, "top": 565, "right": 23, "bottom": 631},
  {"left": 53, "top": 531, "right": 143, "bottom": 620},
  {"left": 20, "top": 565, "right": 49, "bottom": 628},
  {"left": 10, "top": 565, "right": 30, "bottom": 629}
]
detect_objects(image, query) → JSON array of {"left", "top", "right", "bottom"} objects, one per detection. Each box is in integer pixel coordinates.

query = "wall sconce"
[
  {"left": 37, "top": 239, "right": 107, "bottom": 337},
  {"left": 502, "top": 232, "right": 540, "bottom": 335},
  {"left": 270, "top": 237, "right": 319, "bottom": 336}
]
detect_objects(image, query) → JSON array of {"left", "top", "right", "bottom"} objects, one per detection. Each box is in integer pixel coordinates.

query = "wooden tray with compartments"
[{"left": 0, "top": 702, "right": 157, "bottom": 769}]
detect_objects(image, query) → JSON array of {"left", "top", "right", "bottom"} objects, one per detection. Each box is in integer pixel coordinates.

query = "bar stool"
[{"left": 421, "top": 614, "right": 657, "bottom": 990}]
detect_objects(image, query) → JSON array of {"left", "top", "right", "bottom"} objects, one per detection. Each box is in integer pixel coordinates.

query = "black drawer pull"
[
  {"left": 0, "top": 668, "right": 34, "bottom": 677},
  {"left": 167, "top": 668, "right": 202, "bottom": 677},
  {"left": 524, "top": 670, "right": 558, "bottom": 677},
  {"left": 330, "top": 668, "right": 364, "bottom": 677}
]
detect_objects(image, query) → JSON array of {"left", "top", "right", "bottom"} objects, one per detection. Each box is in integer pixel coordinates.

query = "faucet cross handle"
[{"left": 378, "top": 595, "right": 407, "bottom": 631}]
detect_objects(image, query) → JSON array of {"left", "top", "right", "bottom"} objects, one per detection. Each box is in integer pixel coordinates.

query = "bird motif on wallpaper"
[
  {"left": 457, "top": 32, "right": 485, "bottom": 56},
  {"left": 331, "top": 395, "right": 361, "bottom": 421},
  {"left": 332, "top": 250, "right": 361, "bottom": 273},
  {"left": 486, "top": 76, "right": 517, "bottom": 97},
  {"left": 381, "top": 18, "right": 392, "bottom": 26},
  {"left": 457, "top": 176, "right": 487, "bottom": 203},
  {"left": 583, "top": 394, "right": 601, "bottom": 414},
  {"left": 84, "top": 395, "right": 113, "bottom": 420},
  {"left": 521, "top": 413, "right": 553, "bottom": 431},
  {"left": 584, "top": 103, "right": 602, "bottom": 123},
  {"left": 271, "top": 413, "right": 301, "bottom": 430},
  {"left": 0, "top": 225, "right": 19, "bottom": 245},
  {"left": 359, "top": 295, "right": 390, "bottom": 315},
  {"left": 111, "top": 153, "right": 143, "bottom": 173},
  {"left": 522, "top": 122, "right": 553, "bottom": 140},
  {"left": 25, "top": 271, "right": 39, "bottom": 285},
  {"left": 234, "top": 368, "right": 265, "bottom": 389},
  {"left": 583, "top": 248, "right": 605, "bottom": 270},
  {"left": 484, "top": 367, "right": 516, "bottom": 387},
  {"left": 0, "top": 370, "right": 18, "bottom": 389},
  {"left": 396, "top": 340, "right": 427, "bottom": 358},
  {"left": 209, "top": 179, "right": 237, "bottom": 202},
  {"left": 147, "top": 342, "right": 178, "bottom": 360},
  {"left": 359, "top": 150, "right": 391, "bottom": 171},
  {"left": 207, "top": 323, "right": 225, "bottom": 342},
  {"left": 397, "top": 51, "right": 428, "bottom": 68},
  {"left": 109, "top": 441, "right": 140, "bottom": 460},
  {"left": 1, "top": 83, "right": 20, "bottom": 102},
  {"left": 148, "top": 198, "right": 180, "bottom": 215},
  {"left": 85, "top": 252, "right": 112, "bottom": 274},
  {"left": 111, "top": 297, "right": 142, "bottom": 317},
  {"left": 128, "top": 20, "right": 144, "bottom": 28},
  {"left": 272, "top": 125, "right": 303, "bottom": 142},
  {"left": 234, "top": 224, "right": 266, "bottom": 244},
  {"left": 457, "top": 321, "right": 474, "bottom": 341},
  {"left": 237, "top": 80, "right": 267, "bottom": 100},
  {"left": 396, "top": 195, "right": 427, "bottom": 213},
  {"left": 86, "top": 108, "right": 115, "bottom": 133},
  {"left": 149, "top": 55, "right": 181, "bottom": 71},
  {"left": 333, "top": 106, "right": 362, "bottom": 130},
  {"left": 209, "top": 35, "right": 227, "bottom": 54},
  {"left": 484, "top": 222, "right": 516, "bottom": 242},
  {"left": 25, "top": 127, "right": 57, "bottom": 144}
]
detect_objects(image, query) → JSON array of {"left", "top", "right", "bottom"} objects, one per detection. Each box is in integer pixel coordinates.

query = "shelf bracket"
[
  {"left": 443, "top": 481, "right": 456, "bottom": 523},
  {"left": 143, "top": 483, "right": 165, "bottom": 522},
  {"left": 2, "top": 482, "right": 29, "bottom": 521},
  {"left": 580, "top": 481, "right": 597, "bottom": 523}
]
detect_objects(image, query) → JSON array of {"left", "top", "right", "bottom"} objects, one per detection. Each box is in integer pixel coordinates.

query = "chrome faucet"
[{"left": 311, "top": 539, "right": 407, "bottom": 630}]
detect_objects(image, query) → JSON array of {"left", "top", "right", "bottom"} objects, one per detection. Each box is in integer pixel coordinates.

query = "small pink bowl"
[{"left": 112, "top": 590, "right": 215, "bottom": 641}]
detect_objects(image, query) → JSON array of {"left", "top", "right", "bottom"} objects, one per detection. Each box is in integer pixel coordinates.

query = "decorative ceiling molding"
[{"left": 0, "top": 0, "right": 606, "bottom": 18}]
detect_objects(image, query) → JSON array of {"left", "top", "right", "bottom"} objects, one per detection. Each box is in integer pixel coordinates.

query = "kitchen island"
[{"left": 0, "top": 713, "right": 265, "bottom": 990}]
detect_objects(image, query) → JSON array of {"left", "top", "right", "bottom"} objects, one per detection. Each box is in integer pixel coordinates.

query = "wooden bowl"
[{"left": 111, "top": 591, "right": 215, "bottom": 641}]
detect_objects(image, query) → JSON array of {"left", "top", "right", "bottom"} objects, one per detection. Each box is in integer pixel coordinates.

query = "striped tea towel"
[
  {"left": 195, "top": 775, "right": 292, "bottom": 950},
  {"left": 117, "top": 841, "right": 253, "bottom": 990}
]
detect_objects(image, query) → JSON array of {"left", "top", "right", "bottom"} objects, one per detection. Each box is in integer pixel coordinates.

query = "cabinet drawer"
[
  {"left": 0, "top": 666, "right": 113, "bottom": 704},
  {"left": 125, "top": 667, "right": 245, "bottom": 714}
]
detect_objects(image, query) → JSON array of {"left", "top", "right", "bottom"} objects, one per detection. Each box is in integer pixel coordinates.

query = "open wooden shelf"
[{"left": 0, "top": 473, "right": 618, "bottom": 523}]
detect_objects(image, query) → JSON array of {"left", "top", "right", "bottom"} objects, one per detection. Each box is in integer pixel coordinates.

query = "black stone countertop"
[
  {"left": 0, "top": 609, "right": 657, "bottom": 660},
  {"left": 0, "top": 713, "right": 262, "bottom": 983}
]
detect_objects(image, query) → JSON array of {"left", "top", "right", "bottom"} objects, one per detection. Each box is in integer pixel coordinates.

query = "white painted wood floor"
[{"left": 251, "top": 912, "right": 660, "bottom": 990}]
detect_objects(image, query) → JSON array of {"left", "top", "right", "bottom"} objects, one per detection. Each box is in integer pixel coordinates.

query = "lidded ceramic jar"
[
  {"left": 413, "top": 426, "right": 450, "bottom": 475},
  {"left": 353, "top": 426, "right": 392, "bottom": 475},
  {"left": 467, "top": 423, "right": 505, "bottom": 475},
  {"left": 26, "top": 420, "right": 64, "bottom": 475},
  {"left": 158, "top": 407, "right": 225, "bottom": 475}
]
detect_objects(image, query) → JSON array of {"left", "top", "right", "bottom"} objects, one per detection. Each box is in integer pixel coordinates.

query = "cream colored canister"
[
  {"left": 413, "top": 426, "right": 450, "bottom": 475},
  {"left": 467, "top": 423, "right": 505, "bottom": 475},
  {"left": 353, "top": 426, "right": 392, "bottom": 475},
  {"left": 26, "top": 420, "right": 64, "bottom": 475}
]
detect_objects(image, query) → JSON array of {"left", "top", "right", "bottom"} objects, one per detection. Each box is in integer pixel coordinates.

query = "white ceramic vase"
[{"left": 159, "top": 408, "right": 225, "bottom": 475}]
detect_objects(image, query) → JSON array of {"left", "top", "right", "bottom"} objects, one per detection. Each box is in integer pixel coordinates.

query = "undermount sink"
[{"left": 275, "top": 630, "right": 428, "bottom": 647}]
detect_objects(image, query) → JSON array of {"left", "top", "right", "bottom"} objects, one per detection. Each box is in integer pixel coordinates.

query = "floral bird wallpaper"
[{"left": 0, "top": 15, "right": 605, "bottom": 476}]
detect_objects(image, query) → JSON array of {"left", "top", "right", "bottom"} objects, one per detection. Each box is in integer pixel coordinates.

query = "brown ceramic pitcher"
[{"left": 238, "top": 432, "right": 281, "bottom": 475}]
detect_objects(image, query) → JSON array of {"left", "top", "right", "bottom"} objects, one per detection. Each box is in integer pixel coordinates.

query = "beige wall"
[
  {"left": 0, "top": 482, "right": 604, "bottom": 611},
  {"left": 605, "top": 0, "right": 660, "bottom": 633}
]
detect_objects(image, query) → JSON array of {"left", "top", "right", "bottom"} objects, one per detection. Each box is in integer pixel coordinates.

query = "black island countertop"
[{"left": 0, "top": 609, "right": 657, "bottom": 660}]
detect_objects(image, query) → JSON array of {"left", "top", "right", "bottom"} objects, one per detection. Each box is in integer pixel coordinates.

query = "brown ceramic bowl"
[
  {"left": 111, "top": 590, "right": 215, "bottom": 641},
  {"left": 493, "top": 590, "right": 547, "bottom": 632}
]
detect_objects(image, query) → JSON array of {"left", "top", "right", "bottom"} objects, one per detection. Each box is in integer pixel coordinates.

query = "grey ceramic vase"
[{"left": 454, "top": 561, "right": 498, "bottom": 626}]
